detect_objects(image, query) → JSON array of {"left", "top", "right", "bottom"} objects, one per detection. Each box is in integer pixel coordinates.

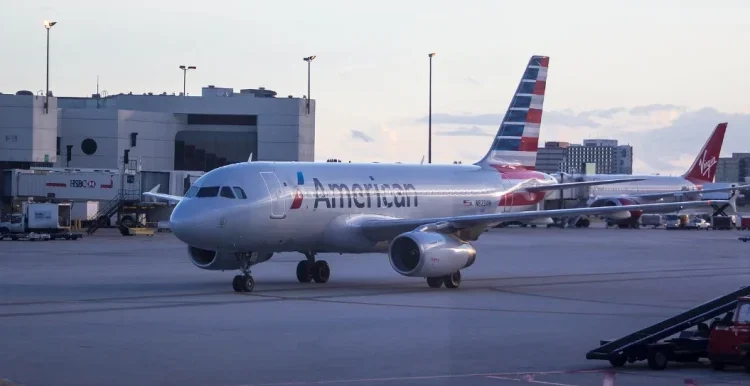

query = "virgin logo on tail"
[
  {"left": 698, "top": 150, "right": 717, "bottom": 178},
  {"left": 682, "top": 122, "right": 726, "bottom": 184}
]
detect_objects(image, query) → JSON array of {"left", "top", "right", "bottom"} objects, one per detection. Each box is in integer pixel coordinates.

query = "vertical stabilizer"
[
  {"left": 682, "top": 122, "right": 727, "bottom": 184},
  {"left": 475, "top": 55, "right": 549, "bottom": 171}
]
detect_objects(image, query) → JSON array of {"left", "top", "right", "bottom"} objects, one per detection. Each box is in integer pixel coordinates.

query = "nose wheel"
[
  {"left": 296, "top": 252, "right": 330, "bottom": 284},
  {"left": 233, "top": 253, "right": 256, "bottom": 293}
]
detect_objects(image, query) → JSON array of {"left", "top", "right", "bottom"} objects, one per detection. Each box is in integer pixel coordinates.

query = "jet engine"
[
  {"left": 187, "top": 245, "right": 272, "bottom": 271},
  {"left": 388, "top": 231, "right": 476, "bottom": 277}
]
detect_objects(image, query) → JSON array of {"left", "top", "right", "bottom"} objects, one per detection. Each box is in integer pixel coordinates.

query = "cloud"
[
  {"left": 465, "top": 76, "right": 481, "bottom": 86},
  {"left": 629, "top": 104, "right": 686, "bottom": 116},
  {"left": 435, "top": 126, "right": 492, "bottom": 136},
  {"left": 419, "top": 111, "right": 600, "bottom": 128},
  {"left": 350, "top": 130, "right": 374, "bottom": 143},
  {"left": 408, "top": 105, "right": 750, "bottom": 174}
]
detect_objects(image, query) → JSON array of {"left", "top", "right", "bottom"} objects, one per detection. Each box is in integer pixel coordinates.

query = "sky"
[{"left": 2, "top": 0, "right": 749, "bottom": 175}]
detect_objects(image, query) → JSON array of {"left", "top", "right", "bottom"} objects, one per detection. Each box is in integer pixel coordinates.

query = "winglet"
[
  {"left": 149, "top": 184, "right": 161, "bottom": 193},
  {"left": 248, "top": 153, "right": 253, "bottom": 162}
]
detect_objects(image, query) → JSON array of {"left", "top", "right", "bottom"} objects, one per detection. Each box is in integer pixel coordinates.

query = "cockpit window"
[
  {"left": 233, "top": 187, "right": 247, "bottom": 199},
  {"left": 196, "top": 186, "right": 220, "bottom": 197},
  {"left": 185, "top": 186, "right": 199, "bottom": 198},
  {"left": 220, "top": 186, "right": 235, "bottom": 199}
]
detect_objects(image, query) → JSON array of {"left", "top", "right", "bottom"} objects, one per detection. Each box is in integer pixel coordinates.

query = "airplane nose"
[
  {"left": 169, "top": 203, "right": 196, "bottom": 244},
  {"left": 169, "top": 201, "right": 217, "bottom": 247}
]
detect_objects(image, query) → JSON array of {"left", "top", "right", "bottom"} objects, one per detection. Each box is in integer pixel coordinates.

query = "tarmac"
[{"left": 1, "top": 225, "right": 750, "bottom": 386}]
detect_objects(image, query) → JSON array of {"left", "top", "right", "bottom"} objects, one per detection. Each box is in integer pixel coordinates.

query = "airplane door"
[{"left": 260, "top": 172, "right": 286, "bottom": 219}]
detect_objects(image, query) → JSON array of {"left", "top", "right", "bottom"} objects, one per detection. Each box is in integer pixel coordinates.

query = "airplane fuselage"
[
  {"left": 581, "top": 174, "right": 703, "bottom": 204},
  {"left": 169, "top": 162, "right": 559, "bottom": 254}
]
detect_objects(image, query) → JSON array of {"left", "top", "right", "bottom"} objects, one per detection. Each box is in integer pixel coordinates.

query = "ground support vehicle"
[{"left": 586, "top": 286, "right": 750, "bottom": 370}]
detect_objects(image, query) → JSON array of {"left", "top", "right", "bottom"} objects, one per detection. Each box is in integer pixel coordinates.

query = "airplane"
[
  {"left": 556, "top": 122, "right": 750, "bottom": 228},
  {"left": 144, "top": 55, "right": 735, "bottom": 293}
]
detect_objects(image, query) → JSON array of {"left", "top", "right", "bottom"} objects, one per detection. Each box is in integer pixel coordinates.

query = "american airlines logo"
[
  {"left": 698, "top": 150, "right": 717, "bottom": 178},
  {"left": 309, "top": 177, "right": 419, "bottom": 209}
]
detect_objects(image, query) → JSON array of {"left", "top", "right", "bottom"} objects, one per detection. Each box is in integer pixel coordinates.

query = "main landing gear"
[
  {"left": 232, "top": 252, "right": 256, "bottom": 293},
  {"left": 425, "top": 271, "right": 462, "bottom": 289},
  {"left": 296, "top": 252, "right": 330, "bottom": 284}
]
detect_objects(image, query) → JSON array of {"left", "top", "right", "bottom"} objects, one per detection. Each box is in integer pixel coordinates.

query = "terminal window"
[{"left": 187, "top": 114, "right": 258, "bottom": 126}]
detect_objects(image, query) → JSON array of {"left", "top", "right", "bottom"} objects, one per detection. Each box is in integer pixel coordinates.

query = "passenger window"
[
  {"left": 233, "top": 187, "right": 247, "bottom": 199},
  {"left": 185, "top": 186, "right": 199, "bottom": 198},
  {"left": 196, "top": 186, "right": 220, "bottom": 197},
  {"left": 220, "top": 186, "right": 235, "bottom": 199}
]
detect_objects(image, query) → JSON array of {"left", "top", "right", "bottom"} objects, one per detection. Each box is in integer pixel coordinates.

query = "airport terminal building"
[
  {"left": 0, "top": 86, "right": 315, "bottom": 220},
  {"left": 0, "top": 85, "right": 315, "bottom": 172}
]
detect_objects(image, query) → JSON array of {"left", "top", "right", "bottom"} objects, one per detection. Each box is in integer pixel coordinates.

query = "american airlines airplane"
[
  {"left": 561, "top": 122, "right": 749, "bottom": 228},
  {"left": 144, "top": 55, "right": 732, "bottom": 293}
]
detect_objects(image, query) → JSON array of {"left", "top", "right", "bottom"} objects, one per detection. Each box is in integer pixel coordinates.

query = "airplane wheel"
[
  {"left": 242, "top": 275, "right": 255, "bottom": 292},
  {"left": 232, "top": 275, "right": 243, "bottom": 292},
  {"left": 311, "top": 260, "right": 330, "bottom": 283},
  {"left": 426, "top": 277, "right": 443, "bottom": 288},
  {"left": 647, "top": 349, "right": 668, "bottom": 370},
  {"left": 444, "top": 271, "right": 461, "bottom": 289},
  {"left": 296, "top": 261, "right": 312, "bottom": 283}
]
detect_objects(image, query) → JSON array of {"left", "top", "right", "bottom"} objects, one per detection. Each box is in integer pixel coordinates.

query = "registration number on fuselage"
[{"left": 474, "top": 200, "right": 493, "bottom": 207}]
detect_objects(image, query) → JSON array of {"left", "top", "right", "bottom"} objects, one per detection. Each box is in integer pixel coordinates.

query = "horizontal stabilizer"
[
  {"left": 143, "top": 185, "right": 183, "bottom": 203},
  {"left": 524, "top": 177, "right": 647, "bottom": 193}
]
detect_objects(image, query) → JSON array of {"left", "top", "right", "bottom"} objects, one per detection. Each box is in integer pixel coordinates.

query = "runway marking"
[{"left": 486, "top": 375, "right": 580, "bottom": 386}]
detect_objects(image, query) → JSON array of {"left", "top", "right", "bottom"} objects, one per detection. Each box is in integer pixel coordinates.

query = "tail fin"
[
  {"left": 475, "top": 55, "right": 549, "bottom": 171},
  {"left": 682, "top": 122, "right": 727, "bottom": 184}
]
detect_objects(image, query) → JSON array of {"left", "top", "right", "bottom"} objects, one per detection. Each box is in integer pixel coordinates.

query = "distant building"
[
  {"left": 716, "top": 153, "right": 750, "bottom": 182},
  {"left": 535, "top": 139, "right": 633, "bottom": 175},
  {"left": 535, "top": 141, "right": 570, "bottom": 174}
]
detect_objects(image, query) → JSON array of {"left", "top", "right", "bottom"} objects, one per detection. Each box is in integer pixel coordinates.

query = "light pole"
[
  {"left": 44, "top": 20, "right": 57, "bottom": 113},
  {"left": 179, "top": 65, "right": 196, "bottom": 96},
  {"left": 303, "top": 55, "right": 316, "bottom": 114},
  {"left": 428, "top": 52, "right": 435, "bottom": 163}
]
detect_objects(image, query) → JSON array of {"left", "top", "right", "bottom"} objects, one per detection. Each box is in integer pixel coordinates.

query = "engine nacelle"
[
  {"left": 187, "top": 246, "right": 272, "bottom": 271},
  {"left": 588, "top": 197, "right": 643, "bottom": 220},
  {"left": 388, "top": 231, "right": 477, "bottom": 277}
]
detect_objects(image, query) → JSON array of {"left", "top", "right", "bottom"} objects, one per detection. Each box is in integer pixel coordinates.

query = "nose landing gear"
[
  {"left": 296, "top": 252, "right": 330, "bottom": 284},
  {"left": 232, "top": 252, "right": 257, "bottom": 293}
]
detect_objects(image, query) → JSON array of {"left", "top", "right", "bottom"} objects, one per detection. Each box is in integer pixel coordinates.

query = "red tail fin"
[{"left": 682, "top": 122, "right": 727, "bottom": 184}]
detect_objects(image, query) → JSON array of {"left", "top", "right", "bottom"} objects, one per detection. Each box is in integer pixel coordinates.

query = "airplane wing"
[
  {"left": 358, "top": 200, "right": 730, "bottom": 242},
  {"left": 609, "top": 184, "right": 750, "bottom": 201},
  {"left": 523, "top": 177, "right": 647, "bottom": 193},
  {"left": 142, "top": 185, "right": 183, "bottom": 203}
]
